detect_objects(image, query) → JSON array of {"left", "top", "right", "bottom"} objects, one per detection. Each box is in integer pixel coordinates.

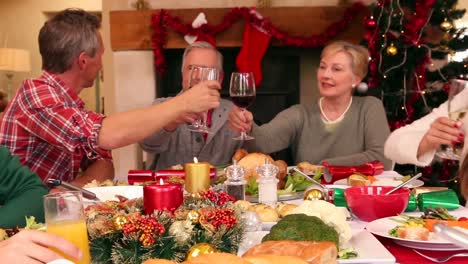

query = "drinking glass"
[
  {"left": 436, "top": 79, "right": 467, "bottom": 160},
  {"left": 187, "top": 65, "right": 221, "bottom": 133},
  {"left": 44, "top": 191, "right": 91, "bottom": 264},
  {"left": 229, "top": 72, "right": 256, "bottom": 140}
]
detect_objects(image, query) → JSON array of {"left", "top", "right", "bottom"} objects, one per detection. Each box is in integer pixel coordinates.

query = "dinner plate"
[
  {"left": 366, "top": 216, "right": 465, "bottom": 251},
  {"left": 239, "top": 229, "right": 395, "bottom": 263},
  {"left": 334, "top": 171, "right": 424, "bottom": 188},
  {"left": 85, "top": 186, "right": 143, "bottom": 201}
]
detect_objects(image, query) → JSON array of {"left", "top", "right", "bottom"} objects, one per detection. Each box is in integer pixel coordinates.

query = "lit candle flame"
[
  {"left": 194, "top": 157, "right": 198, "bottom": 163},
  {"left": 159, "top": 178, "right": 164, "bottom": 184}
]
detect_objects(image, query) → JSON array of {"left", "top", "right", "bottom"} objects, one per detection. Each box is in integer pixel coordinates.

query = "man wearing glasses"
[{"left": 140, "top": 41, "right": 243, "bottom": 169}]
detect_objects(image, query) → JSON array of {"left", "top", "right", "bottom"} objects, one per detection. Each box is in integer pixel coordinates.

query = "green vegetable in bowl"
[
  {"left": 262, "top": 214, "right": 339, "bottom": 248},
  {"left": 285, "top": 172, "right": 313, "bottom": 192},
  {"left": 245, "top": 176, "right": 258, "bottom": 195}
]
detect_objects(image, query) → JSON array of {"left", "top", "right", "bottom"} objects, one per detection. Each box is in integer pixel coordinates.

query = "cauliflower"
[{"left": 290, "top": 200, "right": 352, "bottom": 248}]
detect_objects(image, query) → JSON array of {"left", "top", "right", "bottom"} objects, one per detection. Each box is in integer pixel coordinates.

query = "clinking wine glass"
[
  {"left": 230, "top": 72, "right": 256, "bottom": 140},
  {"left": 187, "top": 65, "right": 221, "bottom": 133},
  {"left": 436, "top": 79, "right": 467, "bottom": 160}
]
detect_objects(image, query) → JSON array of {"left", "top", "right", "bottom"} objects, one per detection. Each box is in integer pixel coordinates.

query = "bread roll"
[
  {"left": 244, "top": 254, "right": 308, "bottom": 264},
  {"left": 347, "top": 174, "right": 370, "bottom": 187},
  {"left": 235, "top": 200, "right": 253, "bottom": 211},
  {"left": 182, "top": 252, "right": 251, "bottom": 264},
  {"left": 297, "top": 162, "right": 323, "bottom": 175},
  {"left": 233, "top": 148, "right": 249, "bottom": 162},
  {"left": 243, "top": 240, "right": 337, "bottom": 264},
  {"left": 249, "top": 204, "right": 279, "bottom": 222},
  {"left": 238, "top": 153, "right": 274, "bottom": 179},
  {"left": 276, "top": 203, "right": 298, "bottom": 217}
]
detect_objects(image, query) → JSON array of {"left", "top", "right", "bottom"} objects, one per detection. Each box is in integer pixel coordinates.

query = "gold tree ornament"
[
  {"left": 187, "top": 210, "right": 200, "bottom": 224},
  {"left": 386, "top": 43, "right": 398, "bottom": 56},
  {"left": 440, "top": 19, "right": 454, "bottom": 32},
  {"left": 304, "top": 189, "right": 325, "bottom": 201},
  {"left": 113, "top": 215, "right": 128, "bottom": 230},
  {"left": 186, "top": 243, "right": 218, "bottom": 260}
]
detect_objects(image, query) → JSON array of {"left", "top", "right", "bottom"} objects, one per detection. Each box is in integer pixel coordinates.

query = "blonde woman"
[{"left": 229, "top": 41, "right": 392, "bottom": 169}]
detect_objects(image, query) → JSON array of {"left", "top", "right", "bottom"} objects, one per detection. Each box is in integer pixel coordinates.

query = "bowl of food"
[{"left": 344, "top": 186, "right": 410, "bottom": 222}]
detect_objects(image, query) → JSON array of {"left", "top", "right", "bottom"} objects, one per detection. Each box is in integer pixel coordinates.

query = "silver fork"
[{"left": 413, "top": 250, "right": 468, "bottom": 263}]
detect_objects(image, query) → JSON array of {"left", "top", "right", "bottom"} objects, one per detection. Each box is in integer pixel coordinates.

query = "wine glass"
[
  {"left": 229, "top": 72, "right": 256, "bottom": 140},
  {"left": 187, "top": 65, "right": 221, "bottom": 133},
  {"left": 44, "top": 191, "right": 91, "bottom": 264},
  {"left": 436, "top": 79, "right": 467, "bottom": 160}
]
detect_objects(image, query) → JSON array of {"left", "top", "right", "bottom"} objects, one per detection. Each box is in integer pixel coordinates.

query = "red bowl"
[{"left": 344, "top": 186, "right": 410, "bottom": 222}]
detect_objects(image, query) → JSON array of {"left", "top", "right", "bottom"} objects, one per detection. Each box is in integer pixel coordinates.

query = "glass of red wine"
[
  {"left": 187, "top": 65, "right": 221, "bottom": 133},
  {"left": 229, "top": 72, "right": 256, "bottom": 140}
]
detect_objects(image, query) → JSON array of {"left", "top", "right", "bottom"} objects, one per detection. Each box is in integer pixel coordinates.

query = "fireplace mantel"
[{"left": 110, "top": 6, "right": 366, "bottom": 51}]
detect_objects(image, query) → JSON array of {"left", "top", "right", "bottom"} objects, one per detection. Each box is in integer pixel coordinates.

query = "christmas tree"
[{"left": 361, "top": 0, "right": 467, "bottom": 201}]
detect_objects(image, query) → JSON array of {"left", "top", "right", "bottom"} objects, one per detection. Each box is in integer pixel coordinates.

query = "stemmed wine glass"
[
  {"left": 187, "top": 65, "right": 221, "bottom": 133},
  {"left": 229, "top": 72, "right": 256, "bottom": 140},
  {"left": 436, "top": 79, "right": 467, "bottom": 160}
]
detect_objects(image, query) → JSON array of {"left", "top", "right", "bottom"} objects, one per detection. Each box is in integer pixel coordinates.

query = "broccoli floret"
[{"left": 262, "top": 214, "right": 339, "bottom": 247}]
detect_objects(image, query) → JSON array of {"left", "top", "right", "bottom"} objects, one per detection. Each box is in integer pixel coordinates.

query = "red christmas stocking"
[{"left": 236, "top": 23, "right": 271, "bottom": 86}]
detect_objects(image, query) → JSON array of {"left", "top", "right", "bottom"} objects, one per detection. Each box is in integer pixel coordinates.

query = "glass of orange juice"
[{"left": 44, "top": 191, "right": 91, "bottom": 264}]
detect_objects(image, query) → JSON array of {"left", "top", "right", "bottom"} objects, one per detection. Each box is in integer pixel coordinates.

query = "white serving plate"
[
  {"left": 239, "top": 229, "right": 395, "bottom": 263},
  {"left": 366, "top": 216, "right": 465, "bottom": 251},
  {"left": 85, "top": 186, "right": 143, "bottom": 202},
  {"left": 334, "top": 171, "right": 424, "bottom": 188}
]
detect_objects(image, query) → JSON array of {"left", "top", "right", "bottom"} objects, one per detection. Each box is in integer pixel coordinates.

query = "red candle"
[{"left": 143, "top": 178, "right": 183, "bottom": 214}]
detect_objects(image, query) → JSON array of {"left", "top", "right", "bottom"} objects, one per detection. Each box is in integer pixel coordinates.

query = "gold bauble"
[
  {"left": 113, "top": 215, "right": 128, "bottom": 230},
  {"left": 186, "top": 243, "right": 218, "bottom": 260},
  {"left": 386, "top": 44, "right": 398, "bottom": 56},
  {"left": 440, "top": 19, "right": 454, "bottom": 32},
  {"left": 304, "top": 189, "right": 325, "bottom": 201},
  {"left": 187, "top": 210, "right": 200, "bottom": 224}
]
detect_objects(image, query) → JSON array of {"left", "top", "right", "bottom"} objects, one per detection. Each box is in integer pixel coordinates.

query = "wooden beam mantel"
[{"left": 110, "top": 7, "right": 366, "bottom": 51}]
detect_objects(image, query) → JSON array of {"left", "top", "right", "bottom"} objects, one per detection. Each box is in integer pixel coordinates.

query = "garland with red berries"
[
  {"left": 151, "top": 3, "right": 366, "bottom": 74},
  {"left": 86, "top": 190, "right": 243, "bottom": 263}
]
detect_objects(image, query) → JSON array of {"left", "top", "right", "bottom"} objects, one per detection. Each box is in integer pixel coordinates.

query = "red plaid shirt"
[{"left": 0, "top": 71, "right": 112, "bottom": 182}]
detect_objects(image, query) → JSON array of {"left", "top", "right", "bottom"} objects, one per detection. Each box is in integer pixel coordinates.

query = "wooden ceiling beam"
[{"left": 110, "top": 7, "right": 366, "bottom": 51}]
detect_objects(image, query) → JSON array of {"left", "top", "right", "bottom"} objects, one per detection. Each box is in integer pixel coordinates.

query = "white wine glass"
[
  {"left": 187, "top": 65, "right": 221, "bottom": 133},
  {"left": 230, "top": 72, "right": 256, "bottom": 141},
  {"left": 436, "top": 79, "right": 467, "bottom": 160}
]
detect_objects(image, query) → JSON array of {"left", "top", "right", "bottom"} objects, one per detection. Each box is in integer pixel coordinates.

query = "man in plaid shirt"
[{"left": 0, "top": 9, "right": 220, "bottom": 186}]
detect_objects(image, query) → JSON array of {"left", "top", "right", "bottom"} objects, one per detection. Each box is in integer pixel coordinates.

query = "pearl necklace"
[{"left": 319, "top": 97, "right": 353, "bottom": 124}]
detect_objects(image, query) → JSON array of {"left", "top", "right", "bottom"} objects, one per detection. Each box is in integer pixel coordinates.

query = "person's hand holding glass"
[
  {"left": 187, "top": 65, "right": 221, "bottom": 133},
  {"left": 44, "top": 191, "right": 90, "bottom": 264},
  {"left": 229, "top": 72, "right": 256, "bottom": 140},
  {"left": 435, "top": 79, "right": 467, "bottom": 160}
]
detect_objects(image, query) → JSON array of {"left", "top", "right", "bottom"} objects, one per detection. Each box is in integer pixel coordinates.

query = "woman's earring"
[{"left": 356, "top": 82, "right": 368, "bottom": 93}]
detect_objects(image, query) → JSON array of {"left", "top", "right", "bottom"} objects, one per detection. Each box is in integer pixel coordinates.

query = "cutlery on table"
[
  {"left": 46, "top": 178, "right": 100, "bottom": 201},
  {"left": 413, "top": 250, "right": 468, "bottom": 263},
  {"left": 385, "top": 172, "right": 423, "bottom": 195},
  {"left": 433, "top": 222, "right": 468, "bottom": 249},
  {"left": 292, "top": 167, "right": 327, "bottom": 189}
]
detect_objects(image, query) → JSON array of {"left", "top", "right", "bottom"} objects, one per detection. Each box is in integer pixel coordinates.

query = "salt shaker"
[
  {"left": 256, "top": 159, "right": 279, "bottom": 207},
  {"left": 224, "top": 160, "right": 246, "bottom": 201}
]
